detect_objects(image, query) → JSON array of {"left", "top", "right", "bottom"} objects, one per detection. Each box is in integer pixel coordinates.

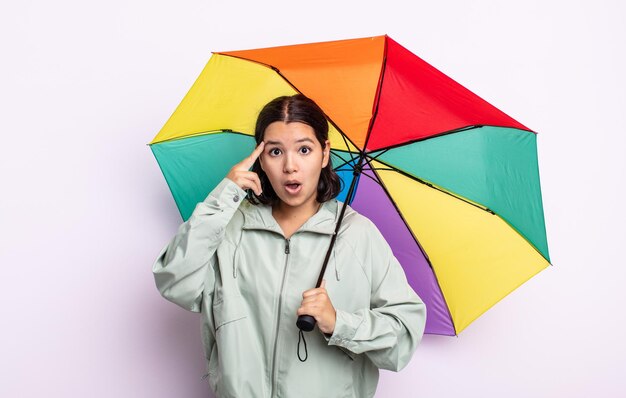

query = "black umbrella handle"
[
  {"left": 295, "top": 157, "right": 364, "bottom": 334},
  {"left": 295, "top": 220, "right": 340, "bottom": 334},
  {"left": 296, "top": 315, "right": 316, "bottom": 332}
]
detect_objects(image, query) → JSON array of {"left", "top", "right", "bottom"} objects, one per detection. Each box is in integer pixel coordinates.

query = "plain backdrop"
[{"left": 2, "top": 0, "right": 625, "bottom": 397}]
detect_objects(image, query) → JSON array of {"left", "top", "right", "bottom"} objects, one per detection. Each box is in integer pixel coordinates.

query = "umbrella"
[{"left": 148, "top": 35, "right": 550, "bottom": 335}]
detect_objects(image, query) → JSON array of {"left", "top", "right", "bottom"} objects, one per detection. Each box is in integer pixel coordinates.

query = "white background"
[{"left": 2, "top": 0, "right": 625, "bottom": 397}]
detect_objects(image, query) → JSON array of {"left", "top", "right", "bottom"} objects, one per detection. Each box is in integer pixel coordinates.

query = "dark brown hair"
[{"left": 248, "top": 94, "right": 342, "bottom": 206}]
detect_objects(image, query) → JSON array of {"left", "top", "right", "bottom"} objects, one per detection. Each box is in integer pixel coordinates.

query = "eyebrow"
[{"left": 265, "top": 138, "right": 315, "bottom": 145}]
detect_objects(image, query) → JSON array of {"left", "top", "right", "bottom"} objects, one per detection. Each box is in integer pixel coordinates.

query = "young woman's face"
[{"left": 259, "top": 121, "right": 330, "bottom": 213}]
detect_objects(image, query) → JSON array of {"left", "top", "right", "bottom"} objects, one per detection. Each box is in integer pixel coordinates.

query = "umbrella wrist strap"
[{"left": 297, "top": 329, "right": 308, "bottom": 362}]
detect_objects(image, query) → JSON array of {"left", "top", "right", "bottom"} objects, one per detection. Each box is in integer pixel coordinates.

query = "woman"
[{"left": 153, "top": 94, "right": 426, "bottom": 398}]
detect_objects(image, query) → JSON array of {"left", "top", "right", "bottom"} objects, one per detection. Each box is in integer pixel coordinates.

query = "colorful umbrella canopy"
[{"left": 149, "top": 35, "right": 550, "bottom": 335}]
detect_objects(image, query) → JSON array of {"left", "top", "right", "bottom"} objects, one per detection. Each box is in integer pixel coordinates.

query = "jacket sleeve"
[
  {"left": 326, "top": 220, "right": 427, "bottom": 372},
  {"left": 152, "top": 178, "right": 247, "bottom": 312}
]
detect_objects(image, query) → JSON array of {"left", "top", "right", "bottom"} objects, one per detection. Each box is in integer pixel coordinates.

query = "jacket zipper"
[{"left": 270, "top": 238, "right": 290, "bottom": 398}]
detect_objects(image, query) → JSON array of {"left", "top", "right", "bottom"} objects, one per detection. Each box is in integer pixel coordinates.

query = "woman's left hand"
[{"left": 297, "top": 280, "right": 336, "bottom": 335}]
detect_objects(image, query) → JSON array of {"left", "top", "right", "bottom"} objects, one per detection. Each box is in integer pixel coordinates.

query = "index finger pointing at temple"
[{"left": 242, "top": 141, "right": 265, "bottom": 170}]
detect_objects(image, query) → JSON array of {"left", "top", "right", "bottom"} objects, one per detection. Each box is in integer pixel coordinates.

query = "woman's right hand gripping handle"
[{"left": 226, "top": 141, "right": 265, "bottom": 196}]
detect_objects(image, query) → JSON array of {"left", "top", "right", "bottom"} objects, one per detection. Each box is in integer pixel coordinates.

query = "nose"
[{"left": 283, "top": 153, "right": 297, "bottom": 173}]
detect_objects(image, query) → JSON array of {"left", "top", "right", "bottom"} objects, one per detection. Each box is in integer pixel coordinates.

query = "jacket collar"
[{"left": 241, "top": 199, "right": 341, "bottom": 236}]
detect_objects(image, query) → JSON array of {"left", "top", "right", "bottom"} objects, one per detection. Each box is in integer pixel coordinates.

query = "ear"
[
  {"left": 322, "top": 140, "right": 330, "bottom": 168},
  {"left": 259, "top": 152, "right": 265, "bottom": 171}
]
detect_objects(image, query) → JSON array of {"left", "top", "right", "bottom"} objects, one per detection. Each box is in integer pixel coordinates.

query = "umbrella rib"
[
  {"left": 372, "top": 157, "right": 496, "bottom": 215},
  {"left": 331, "top": 147, "right": 376, "bottom": 172},
  {"left": 367, "top": 148, "right": 391, "bottom": 162},
  {"left": 338, "top": 131, "right": 359, "bottom": 164},
  {"left": 332, "top": 154, "right": 396, "bottom": 177},
  {"left": 355, "top": 168, "right": 383, "bottom": 186},
  {"left": 332, "top": 158, "right": 385, "bottom": 188},
  {"left": 372, "top": 125, "right": 482, "bottom": 152},
  {"left": 367, "top": 124, "right": 532, "bottom": 153},
  {"left": 331, "top": 154, "right": 357, "bottom": 172},
  {"left": 489, "top": 212, "right": 553, "bottom": 264},
  {"left": 149, "top": 129, "right": 252, "bottom": 145},
  {"left": 361, "top": 35, "right": 389, "bottom": 152}
]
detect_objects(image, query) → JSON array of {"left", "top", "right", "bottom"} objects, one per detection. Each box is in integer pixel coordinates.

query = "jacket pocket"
[
  {"left": 213, "top": 293, "right": 247, "bottom": 330},
  {"left": 211, "top": 293, "right": 267, "bottom": 397}
]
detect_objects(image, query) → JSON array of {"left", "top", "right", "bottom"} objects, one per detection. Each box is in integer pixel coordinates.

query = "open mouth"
[{"left": 284, "top": 183, "right": 302, "bottom": 194}]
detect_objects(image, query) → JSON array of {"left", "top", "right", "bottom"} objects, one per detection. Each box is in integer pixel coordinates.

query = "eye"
[
  {"left": 269, "top": 148, "right": 282, "bottom": 156},
  {"left": 299, "top": 146, "right": 312, "bottom": 155}
]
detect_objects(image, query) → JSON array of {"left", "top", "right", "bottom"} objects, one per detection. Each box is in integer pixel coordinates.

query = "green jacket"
[{"left": 153, "top": 178, "right": 426, "bottom": 398}]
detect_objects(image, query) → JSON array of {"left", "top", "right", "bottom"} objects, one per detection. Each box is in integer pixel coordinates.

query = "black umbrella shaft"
[
  {"left": 296, "top": 155, "right": 365, "bottom": 334},
  {"left": 315, "top": 155, "right": 365, "bottom": 288}
]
